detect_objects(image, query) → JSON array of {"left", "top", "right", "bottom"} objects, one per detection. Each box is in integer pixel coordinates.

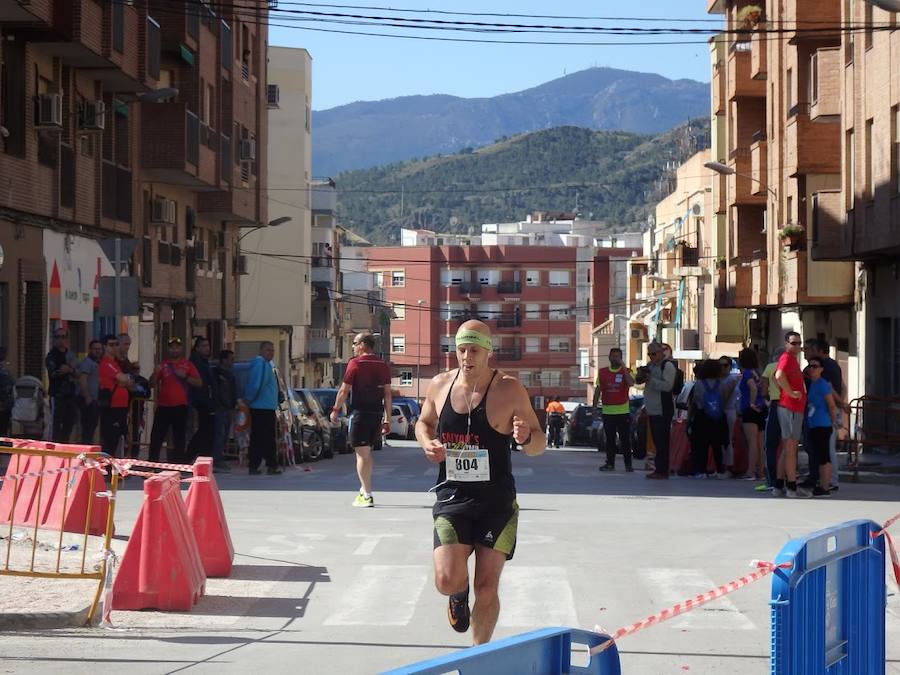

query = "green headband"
[{"left": 455, "top": 329, "right": 493, "bottom": 351}]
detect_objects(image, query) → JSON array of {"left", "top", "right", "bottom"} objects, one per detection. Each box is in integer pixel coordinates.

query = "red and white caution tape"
[
  {"left": 590, "top": 560, "right": 792, "bottom": 655},
  {"left": 110, "top": 458, "right": 194, "bottom": 473},
  {"left": 872, "top": 511, "right": 900, "bottom": 587},
  {"left": 0, "top": 457, "right": 107, "bottom": 484}
]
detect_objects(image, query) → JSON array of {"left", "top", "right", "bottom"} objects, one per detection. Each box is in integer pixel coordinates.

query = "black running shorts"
[
  {"left": 349, "top": 411, "right": 382, "bottom": 448},
  {"left": 432, "top": 492, "right": 519, "bottom": 560}
]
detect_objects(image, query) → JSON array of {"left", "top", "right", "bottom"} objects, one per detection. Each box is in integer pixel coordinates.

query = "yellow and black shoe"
[{"left": 448, "top": 590, "right": 470, "bottom": 633}]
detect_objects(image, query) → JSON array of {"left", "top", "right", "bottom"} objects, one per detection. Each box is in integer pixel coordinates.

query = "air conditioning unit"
[
  {"left": 149, "top": 197, "right": 176, "bottom": 224},
  {"left": 266, "top": 84, "right": 280, "bottom": 108},
  {"left": 235, "top": 254, "right": 249, "bottom": 275},
  {"left": 78, "top": 100, "right": 106, "bottom": 131},
  {"left": 239, "top": 138, "right": 256, "bottom": 161},
  {"left": 194, "top": 241, "right": 207, "bottom": 262},
  {"left": 630, "top": 328, "right": 647, "bottom": 340},
  {"left": 34, "top": 93, "right": 63, "bottom": 128}
]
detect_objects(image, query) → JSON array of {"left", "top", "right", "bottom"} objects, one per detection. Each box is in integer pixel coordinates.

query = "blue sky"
[{"left": 269, "top": 2, "right": 720, "bottom": 111}]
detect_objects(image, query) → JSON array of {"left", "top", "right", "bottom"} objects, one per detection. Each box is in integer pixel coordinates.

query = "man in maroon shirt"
[{"left": 331, "top": 332, "right": 391, "bottom": 507}]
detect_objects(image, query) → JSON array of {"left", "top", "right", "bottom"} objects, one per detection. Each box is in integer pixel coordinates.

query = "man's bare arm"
[
  {"left": 774, "top": 369, "right": 800, "bottom": 399},
  {"left": 332, "top": 382, "right": 352, "bottom": 412},
  {"left": 415, "top": 376, "right": 446, "bottom": 463},
  {"left": 512, "top": 381, "right": 546, "bottom": 457}
]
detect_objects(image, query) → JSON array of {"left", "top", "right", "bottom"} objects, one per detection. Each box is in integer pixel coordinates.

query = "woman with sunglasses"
[{"left": 804, "top": 357, "right": 838, "bottom": 497}]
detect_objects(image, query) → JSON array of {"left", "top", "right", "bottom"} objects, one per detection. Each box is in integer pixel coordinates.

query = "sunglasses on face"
[
  {"left": 808, "top": 364, "right": 823, "bottom": 369},
  {"left": 788, "top": 341, "right": 802, "bottom": 346}
]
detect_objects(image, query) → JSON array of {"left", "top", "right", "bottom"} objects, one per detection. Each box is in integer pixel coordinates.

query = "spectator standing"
[
  {"left": 45, "top": 328, "right": 79, "bottom": 443},
  {"left": 761, "top": 348, "right": 785, "bottom": 488},
  {"left": 211, "top": 349, "right": 237, "bottom": 473},
  {"left": 688, "top": 360, "right": 728, "bottom": 478},
  {"left": 738, "top": 348, "right": 767, "bottom": 483},
  {"left": 545, "top": 397, "right": 566, "bottom": 449},
  {"left": 718, "top": 356, "right": 741, "bottom": 473},
  {"left": 98, "top": 334, "right": 132, "bottom": 456},
  {"left": 187, "top": 337, "right": 216, "bottom": 462},
  {"left": 804, "top": 356, "right": 839, "bottom": 497},
  {"left": 774, "top": 332, "right": 809, "bottom": 498},
  {"left": 148, "top": 338, "right": 201, "bottom": 463},
  {"left": 0, "top": 347, "right": 13, "bottom": 436},
  {"left": 239, "top": 341, "right": 282, "bottom": 475},
  {"left": 593, "top": 347, "right": 635, "bottom": 472},
  {"left": 637, "top": 342, "right": 676, "bottom": 480},
  {"left": 331, "top": 332, "right": 391, "bottom": 506},
  {"left": 77, "top": 340, "right": 103, "bottom": 444},
  {"left": 802, "top": 338, "right": 845, "bottom": 491}
]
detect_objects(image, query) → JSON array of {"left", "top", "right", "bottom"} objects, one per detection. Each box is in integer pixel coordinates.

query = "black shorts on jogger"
[
  {"left": 349, "top": 411, "right": 382, "bottom": 448},
  {"left": 432, "top": 492, "right": 519, "bottom": 560}
]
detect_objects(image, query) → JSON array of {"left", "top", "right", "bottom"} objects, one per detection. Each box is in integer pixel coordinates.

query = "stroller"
[{"left": 10, "top": 375, "right": 49, "bottom": 439}]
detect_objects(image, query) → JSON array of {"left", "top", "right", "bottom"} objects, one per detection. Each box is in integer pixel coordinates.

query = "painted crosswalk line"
[
  {"left": 324, "top": 565, "right": 429, "bottom": 626},
  {"left": 497, "top": 566, "right": 579, "bottom": 627},
  {"left": 641, "top": 567, "right": 756, "bottom": 630}
]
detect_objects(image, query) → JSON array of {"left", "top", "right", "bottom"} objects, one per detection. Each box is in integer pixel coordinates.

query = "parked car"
[
  {"left": 294, "top": 388, "right": 335, "bottom": 458},
  {"left": 283, "top": 386, "right": 326, "bottom": 462},
  {"left": 388, "top": 405, "right": 413, "bottom": 439},
  {"left": 309, "top": 388, "right": 351, "bottom": 453},
  {"left": 393, "top": 396, "right": 421, "bottom": 419},
  {"left": 394, "top": 402, "right": 418, "bottom": 439},
  {"left": 565, "top": 404, "right": 595, "bottom": 447}
]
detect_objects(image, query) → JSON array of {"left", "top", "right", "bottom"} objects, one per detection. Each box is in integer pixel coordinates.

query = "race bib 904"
[{"left": 446, "top": 447, "right": 490, "bottom": 482}]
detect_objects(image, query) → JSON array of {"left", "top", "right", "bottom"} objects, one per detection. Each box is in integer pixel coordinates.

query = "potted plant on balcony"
[
  {"left": 715, "top": 256, "right": 727, "bottom": 270},
  {"left": 779, "top": 224, "right": 806, "bottom": 250},
  {"left": 737, "top": 4, "right": 763, "bottom": 30}
]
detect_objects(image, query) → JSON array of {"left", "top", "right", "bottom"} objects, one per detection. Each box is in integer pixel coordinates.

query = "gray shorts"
[{"left": 778, "top": 406, "right": 804, "bottom": 441}]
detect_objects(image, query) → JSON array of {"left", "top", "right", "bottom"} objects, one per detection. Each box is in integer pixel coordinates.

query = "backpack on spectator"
[
  {"left": 700, "top": 379, "right": 724, "bottom": 420},
  {"left": 665, "top": 359, "right": 685, "bottom": 397}
]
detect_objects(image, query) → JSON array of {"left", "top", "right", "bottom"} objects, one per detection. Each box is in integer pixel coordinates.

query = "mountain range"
[
  {"left": 313, "top": 67, "right": 710, "bottom": 176},
  {"left": 335, "top": 119, "right": 710, "bottom": 246}
]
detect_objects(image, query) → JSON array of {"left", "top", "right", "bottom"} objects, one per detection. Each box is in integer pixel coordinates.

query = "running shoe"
[
  {"left": 598, "top": 464, "right": 615, "bottom": 472},
  {"left": 352, "top": 493, "right": 374, "bottom": 508},
  {"left": 812, "top": 487, "right": 831, "bottom": 497},
  {"left": 448, "top": 591, "right": 471, "bottom": 633},
  {"left": 754, "top": 483, "right": 771, "bottom": 492},
  {"left": 771, "top": 487, "right": 786, "bottom": 497},
  {"left": 786, "top": 487, "right": 811, "bottom": 499}
]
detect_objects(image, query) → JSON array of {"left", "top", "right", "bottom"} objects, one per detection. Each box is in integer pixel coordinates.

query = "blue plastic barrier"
[
  {"left": 770, "top": 519, "right": 886, "bottom": 675},
  {"left": 381, "top": 627, "right": 621, "bottom": 675}
]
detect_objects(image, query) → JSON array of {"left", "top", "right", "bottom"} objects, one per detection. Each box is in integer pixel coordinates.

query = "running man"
[
  {"left": 331, "top": 332, "right": 391, "bottom": 507},
  {"left": 415, "top": 320, "right": 546, "bottom": 645}
]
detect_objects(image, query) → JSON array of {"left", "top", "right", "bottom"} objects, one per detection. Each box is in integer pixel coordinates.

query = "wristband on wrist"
[{"left": 519, "top": 432, "right": 533, "bottom": 447}]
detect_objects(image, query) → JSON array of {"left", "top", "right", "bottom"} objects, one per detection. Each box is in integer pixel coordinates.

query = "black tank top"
[{"left": 435, "top": 369, "right": 515, "bottom": 502}]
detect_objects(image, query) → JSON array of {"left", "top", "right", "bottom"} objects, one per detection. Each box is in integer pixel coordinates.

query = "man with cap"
[
  {"left": 331, "top": 332, "right": 392, "bottom": 507},
  {"left": 148, "top": 337, "right": 201, "bottom": 463},
  {"left": 415, "top": 320, "right": 545, "bottom": 645}
]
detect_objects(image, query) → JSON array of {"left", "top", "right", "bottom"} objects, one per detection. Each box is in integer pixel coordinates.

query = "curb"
[{"left": 0, "top": 605, "right": 91, "bottom": 631}]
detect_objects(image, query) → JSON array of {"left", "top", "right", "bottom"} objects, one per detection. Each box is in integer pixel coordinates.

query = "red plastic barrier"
[
  {"left": 0, "top": 440, "right": 111, "bottom": 536},
  {"left": 112, "top": 471, "right": 206, "bottom": 611},
  {"left": 184, "top": 457, "right": 234, "bottom": 577},
  {"left": 730, "top": 419, "right": 749, "bottom": 476}
]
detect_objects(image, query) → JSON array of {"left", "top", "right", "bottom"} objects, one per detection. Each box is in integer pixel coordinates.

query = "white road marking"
[
  {"left": 513, "top": 468, "right": 534, "bottom": 477},
  {"left": 324, "top": 565, "right": 429, "bottom": 626},
  {"left": 641, "top": 568, "right": 756, "bottom": 630},
  {"left": 249, "top": 533, "right": 326, "bottom": 557},
  {"left": 347, "top": 533, "right": 403, "bottom": 555},
  {"left": 497, "top": 566, "right": 578, "bottom": 627}
]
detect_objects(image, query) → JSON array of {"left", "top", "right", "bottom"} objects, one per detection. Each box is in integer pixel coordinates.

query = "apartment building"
[
  {"left": 808, "top": 0, "right": 900, "bottom": 400},
  {"left": 368, "top": 238, "right": 639, "bottom": 407},
  {"left": 708, "top": 0, "right": 856, "bottom": 377},
  {"left": 0, "top": 0, "right": 269, "bottom": 379},
  {"left": 236, "top": 45, "right": 311, "bottom": 384},
  {"left": 339, "top": 246, "right": 391, "bottom": 373}
]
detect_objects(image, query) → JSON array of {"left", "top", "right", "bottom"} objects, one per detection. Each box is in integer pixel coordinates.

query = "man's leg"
[
  {"left": 602, "top": 414, "right": 617, "bottom": 468},
  {"left": 212, "top": 409, "right": 229, "bottom": 467},
  {"left": 471, "top": 546, "right": 507, "bottom": 645},
  {"left": 355, "top": 445, "right": 373, "bottom": 494},
  {"left": 648, "top": 415, "right": 672, "bottom": 476},
  {"left": 618, "top": 415, "right": 633, "bottom": 470},
  {"left": 248, "top": 409, "right": 263, "bottom": 471},
  {"left": 171, "top": 406, "right": 189, "bottom": 464},
  {"left": 433, "top": 543, "right": 472, "bottom": 597},
  {"left": 148, "top": 406, "right": 170, "bottom": 462},
  {"left": 262, "top": 410, "right": 279, "bottom": 470}
]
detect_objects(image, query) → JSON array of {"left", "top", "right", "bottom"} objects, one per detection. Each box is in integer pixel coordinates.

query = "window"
[
  {"left": 391, "top": 336, "right": 405, "bottom": 353},
  {"left": 391, "top": 270, "right": 405, "bottom": 287},
  {"left": 893, "top": 106, "right": 900, "bottom": 195},
  {"left": 491, "top": 336, "right": 501, "bottom": 351},
  {"left": 525, "top": 303, "right": 540, "bottom": 320},
  {"left": 549, "top": 304, "right": 571, "bottom": 320},
  {"left": 399, "top": 370, "right": 413, "bottom": 386},
  {"left": 809, "top": 52, "right": 819, "bottom": 104},
  {"left": 393, "top": 303, "right": 405, "bottom": 320},
  {"left": 844, "top": 0, "right": 855, "bottom": 64},
  {"left": 526, "top": 270, "right": 540, "bottom": 286},
  {"left": 478, "top": 303, "right": 499, "bottom": 321},
  {"left": 846, "top": 129, "right": 855, "bottom": 211},
  {"left": 865, "top": 118, "right": 874, "bottom": 200},
  {"left": 440, "top": 268, "right": 465, "bottom": 286},
  {"left": 477, "top": 269, "right": 498, "bottom": 286},
  {"left": 519, "top": 371, "right": 532, "bottom": 387},
  {"left": 549, "top": 337, "right": 570, "bottom": 353},
  {"left": 548, "top": 270, "right": 570, "bottom": 287},
  {"left": 525, "top": 337, "right": 540, "bottom": 353},
  {"left": 785, "top": 68, "right": 793, "bottom": 114},
  {"left": 373, "top": 272, "right": 384, "bottom": 287},
  {"left": 579, "top": 349, "right": 590, "bottom": 379},
  {"left": 864, "top": 3, "right": 874, "bottom": 50},
  {"left": 543, "top": 371, "right": 561, "bottom": 387},
  {"left": 440, "top": 335, "right": 453, "bottom": 353}
]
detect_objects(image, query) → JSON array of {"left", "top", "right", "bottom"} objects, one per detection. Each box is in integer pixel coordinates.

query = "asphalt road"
[{"left": 1, "top": 440, "right": 898, "bottom": 674}]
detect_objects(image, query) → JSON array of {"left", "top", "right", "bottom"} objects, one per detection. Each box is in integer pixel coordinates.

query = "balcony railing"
[
  {"left": 497, "top": 281, "right": 522, "bottom": 294},
  {"left": 495, "top": 349, "right": 521, "bottom": 362},
  {"left": 496, "top": 315, "right": 521, "bottom": 328},
  {"left": 457, "top": 281, "right": 482, "bottom": 295}
]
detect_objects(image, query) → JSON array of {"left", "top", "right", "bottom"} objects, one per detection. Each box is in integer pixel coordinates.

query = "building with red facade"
[{"left": 367, "top": 241, "right": 639, "bottom": 407}]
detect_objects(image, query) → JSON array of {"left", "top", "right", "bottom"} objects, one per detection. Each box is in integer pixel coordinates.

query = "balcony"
[
  {"left": 495, "top": 349, "right": 521, "bottom": 362},
  {"left": 786, "top": 0, "right": 841, "bottom": 46},
  {"left": 712, "top": 62, "right": 726, "bottom": 115},
  {"left": 497, "top": 281, "right": 522, "bottom": 295},
  {"left": 311, "top": 263, "right": 337, "bottom": 287},
  {"left": 197, "top": 186, "right": 257, "bottom": 223},
  {"left": 781, "top": 250, "right": 804, "bottom": 305},
  {"left": 750, "top": 29, "right": 766, "bottom": 80},
  {"left": 784, "top": 107, "right": 840, "bottom": 177},
  {"left": 727, "top": 44, "right": 766, "bottom": 100},
  {"left": 809, "top": 48, "right": 841, "bottom": 123},
  {"left": 457, "top": 281, "right": 482, "bottom": 295},
  {"left": 309, "top": 335, "right": 336, "bottom": 358},
  {"left": 496, "top": 314, "right": 522, "bottom": 329},
  {"left": 727, "top": 148, "right": 766, "bottom": 206},
  {"left": 750, "top": 137, "right": 767, "bottom": 197},
  {"left": 844, "top": 198, "right": 900, "bottom": 261},
  {"left": 750, "top": 259, "right": 768, "bottom": 307},
  {"left": 140, "top": 103, "right": 216, "bottom": 187},
  {"left": 101, "top": 161, "right": 133, "bottom": 225},
  {"left": 726, "top": 263, "right": 752, "bottom": 308},
  {"left": 713, "top": 170, "right": 728, "bottom": 214}
]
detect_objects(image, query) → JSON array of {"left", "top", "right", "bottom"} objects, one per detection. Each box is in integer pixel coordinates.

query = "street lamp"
[
  {"left": 237, "top": 216, "right": 292, "bottom": 243},
  {"left": 416, "top": 299, "right": 425, "bottom": 403},
  {"left": 705, "top": 160, "right": 779, "bottom": 233}
]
